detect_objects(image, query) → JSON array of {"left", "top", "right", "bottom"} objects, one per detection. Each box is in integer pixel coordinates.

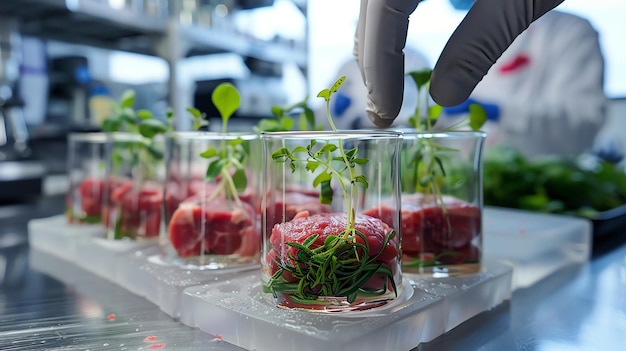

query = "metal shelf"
[
  {"left": 177, "top": 23, "right": 307, "bottom": 67},
  {"left": 0, "top": 0, "right": 165, "bottom": 56},
  {"left": 1, "top": 0, "right": 306, "bottom": 64}
]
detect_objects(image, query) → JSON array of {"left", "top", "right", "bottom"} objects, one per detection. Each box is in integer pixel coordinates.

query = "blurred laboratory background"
[{"left": 0, "top": 0, "right": 625, "bottom": 201}]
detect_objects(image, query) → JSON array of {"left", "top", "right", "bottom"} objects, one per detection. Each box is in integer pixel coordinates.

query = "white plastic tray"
[
  {"left": 483, "top": 207, "right": 592, "bottom": 289},
  {"left": 178, "top": 260, "right": 512, "bottom": 351},
  {"left": 27, "top": 215, "right": 103, "bottom": 263},
  {"left": 121, "top": 254, "right": 258, "bottom": 318},
  {"left": 27, "top": 208, "right": 592, "bottom": 350}
]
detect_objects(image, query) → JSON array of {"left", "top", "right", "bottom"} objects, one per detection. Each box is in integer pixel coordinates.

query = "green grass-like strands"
[{"left": 265, "top": 229, "right": 397, "bottom": 304}]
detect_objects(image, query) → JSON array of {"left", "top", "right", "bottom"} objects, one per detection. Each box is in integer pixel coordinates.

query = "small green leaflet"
[
  {"left": 468, "top": 103, "right": 487, "bottom": 131},
  {"left": 317, "top": 76, "right": 346, "bottom": 102},
  {"left": 232, "top": 168, "right": 247, "bottom": 192},
  {"left": 407, "top": 69, "right": 432, "bottom": 90},
  {"left": 139, "top": 119, "right": 168, "bottom": 138},
  {"left": 120, "top": 89, "right": 135, "bottom": 109},
  {"left": 211, "top": 83, "right": 240, "bottom": 124}
]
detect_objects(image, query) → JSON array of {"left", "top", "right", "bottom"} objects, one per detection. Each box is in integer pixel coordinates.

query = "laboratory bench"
[{"left": 1, "top": 194, "right": 625, "bottom": 351}]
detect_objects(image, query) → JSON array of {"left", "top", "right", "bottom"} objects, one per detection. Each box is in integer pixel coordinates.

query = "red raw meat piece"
[
  {"left": 268, "top": 212, "right": 398, "bottom": 277},
  {"left": 77, "top": 177, "right": 105, "bottom": 217},
  {"left": 265, "top": 191, "right": 331, "bottom": 233},
  {"left": 168, "top": 198, "right": 259, "bottom": 258},
  {"left": 111, "top": 182, "right": 163, "bottom": 238},
  {"left": 364, "top": 194, "right": 481, "bottom": 254}
]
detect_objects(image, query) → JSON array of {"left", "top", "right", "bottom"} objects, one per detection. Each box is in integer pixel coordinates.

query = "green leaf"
[
  {"left": 408, "top": 116, "right": 418, "bottom": 128},
  {"left": 280, "top": 117, "right": 294, "bottom": 131},
  {"left": 272, "top": 148, "right": 292, "bottom": 161},
  {"left": 200, "top": 147, "right": 217, "bottom": 159},
  {"left": 469, "top": 103, "right": 488, "bottom": 131},
  {"left": 303, "top": 108, "right": 316, "bottom": 130},
  {"left": 292, "top": 146, "right": 308, "bottom": 153},
  {"left": 352, "top": 158, "right": 368, "bottom": 165},
  {"left": 324, "top": 235, "right": 338, "bottom": 250},
  {"left": 186, "top": 107, "right": 204, "bottom": 118},
  {"left": 232, "top": 168, "right": 247, "bottom": 192},
  {"left": 229, "top": 138, "right": 243, "bottom": 147},
  {"left": 166, "top": 108, "right": 174, "bottom": 120},
  {"left": 316, "top": 88, "right": 330, "bottom": 101},
  {"left": 320, "top": 180, "right": 333, "bottom": 204},
  {"left": 102, "top": 116, "right": 120, "bottom": 132},
  {"left": 146, "top": 144, "right": 164, "bottom": 160},
  {"left": 318, "top": 143, "right": 337, "bottom": 154},
  {"left": 137, "top": 109, "right": 153, "bottom": 119},
  {"left": 271, "top": 106, "right": 284, "bottom": 117},
  {"left": 139, "top": 119, "right": 168, "bottom": 138},
  {"left": 211, "top": 83, "right": 241, "bottom": 123},
  {"left": 419, "top": 174, "right": 433, "bottom": 187},
  {"left": 407, "top": 69, "right": 433, "bottom": 90},
  {"left": 119, "top": 108, "right": 136, "bottom": 125},
  {"left": 299, "top": 114, "right": 308, "bottom": 131},
  {"left": 205, "top": 159, "right": 226, "bottom": 181},
  {"left": 329, "top": 76, "right": 346, "bottom": 94},
  {"left": 344, "top": 148, "right": 358, "bottom": 160},
  {"left": 428, "top": 104, "right": 443, "bottom": 119},
  {"left": 193, "top": 119, "right": 209, "bottom": 131},
  {"left": 120, "top": 90, "right": 136, "bottom": 109},
  {"left": 354, "top": 175, "right": 369, "bottom": 189},
  {"left": 313, "top": 172, "right": 332, "bottom": 187},
  {"left": 434, "top": 156, "right": 446, "bottom": 176},
  {"left": 306, "top": 161, "right": 320, "bottom": 172}
]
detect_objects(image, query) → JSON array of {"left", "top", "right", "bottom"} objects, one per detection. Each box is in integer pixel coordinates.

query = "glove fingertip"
[
  {"left": 429, "top": 71, "right": 474, "bottom": 107},
  {"left": 366, "top": 111, "right": 394, "bottom": 128}
]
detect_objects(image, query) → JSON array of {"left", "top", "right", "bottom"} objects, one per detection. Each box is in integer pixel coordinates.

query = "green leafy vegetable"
[{"left": 483, "top": 146, "right": 626, "bottom": 218}]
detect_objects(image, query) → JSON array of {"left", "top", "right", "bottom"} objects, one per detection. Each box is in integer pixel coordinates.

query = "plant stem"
[{"left": 325, "top": 98, "right": 357, "bottom": 233}]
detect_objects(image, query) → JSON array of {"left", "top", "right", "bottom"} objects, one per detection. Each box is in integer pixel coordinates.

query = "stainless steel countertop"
[{"left": 1, "top": 195, "right": 625, "bottom": 351}]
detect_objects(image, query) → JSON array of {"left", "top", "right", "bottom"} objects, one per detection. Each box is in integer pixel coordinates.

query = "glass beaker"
[
  {"left": 396, "top": 131, "right": 486, "bottom": 277},
  {"left": 261, "top": 131, "right": 402, "bottom": 312},
  {"left": 162, "top": 132, "right": 261, "bottom": 269},
  {"left": 104, "top": 132, "right": 166, "bottom": 241},
  {"left": 67, "top": 132, "right": 109, "bottom": 225}
]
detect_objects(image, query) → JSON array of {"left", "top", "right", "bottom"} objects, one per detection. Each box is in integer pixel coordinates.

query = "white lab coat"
[{"left": 471, "top": 11, "right": 608, "bottom": 158}]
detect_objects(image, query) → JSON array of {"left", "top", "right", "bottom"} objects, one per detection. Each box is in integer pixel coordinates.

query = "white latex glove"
[{"left": 355, "top": 0, "right": 564, "bottom": 128}]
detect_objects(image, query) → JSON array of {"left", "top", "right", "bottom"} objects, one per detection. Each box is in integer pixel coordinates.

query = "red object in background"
[
  {"left": 499, "top": 54, "right": 531, "bottom": 74},
  {"left": 78, "top": 177, "right": 105, "bottom": 217},
  {"left": 265, "top": 191, "right": 332, "bottom": 233},
  {"left": 363, "top": 194, "right": 481, "bottom": 263},
  {"left": 168, "top": 198, "right": 259, "bottom": 258},
  {"left": 110, "top": 181, "right": 163, "bottom": 239}
]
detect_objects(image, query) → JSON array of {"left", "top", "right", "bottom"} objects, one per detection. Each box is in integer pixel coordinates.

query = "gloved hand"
[
  {"left": 442, "top": 98, "right": 500, "bottom": 122},
  {"left": 354, "top": 0, "right": 564, "bottom": 128}
]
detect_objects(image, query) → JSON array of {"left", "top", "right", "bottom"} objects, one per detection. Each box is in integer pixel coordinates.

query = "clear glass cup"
[
  {"left": 162, "top": 132, "right": 261, "bottom": 269},
  {"left": 396, "top": 131, "right": 486, "bottom": 277},
  {"left": 261, "top": 131, "right": 403, "bottom": 312},
  {"left": 67, "top": 133, "right": 109, "bottom": 225},
  {"left": 103, "top": 132, "right": 166, "bottom": 241}
]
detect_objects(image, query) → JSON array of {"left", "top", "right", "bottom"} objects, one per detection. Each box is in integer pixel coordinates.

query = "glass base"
[
  {"left": 172, "top": 254, "right": 259, "bottom": 271},
  {"left": 404, "top": 262, "right": 482, "bottom": 278},
  {"left": 263, "top": 287, "right": 402, "bottom": 313}
]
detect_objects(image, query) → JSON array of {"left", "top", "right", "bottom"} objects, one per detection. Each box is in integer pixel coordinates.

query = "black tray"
[{"left": 590, "top": 204, "right": 626, "bottom": 239}]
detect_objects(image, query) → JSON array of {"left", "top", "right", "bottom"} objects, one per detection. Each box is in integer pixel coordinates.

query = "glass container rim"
[
  {"left": 260, "top": 129, "right": 402, "bottom": 141},
  {"left": 68, "top": 132, "right": 109, "bottom": 143},
  {"left": 167, "top": 131, "right": 259, "bottom": 141},
  {"left": 396, "top": 129, "right": 487, "bottom": 139}
]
